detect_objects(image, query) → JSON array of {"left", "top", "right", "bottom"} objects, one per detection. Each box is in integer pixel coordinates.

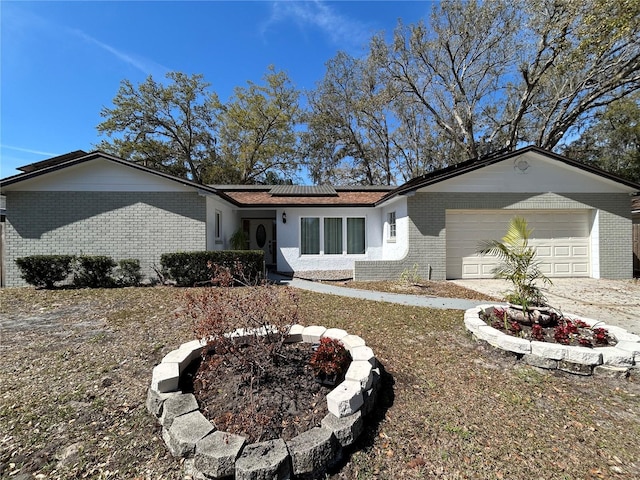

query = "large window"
[
  {"left": 300, "top": 216, "right": 366, "bottom": 255},
  {"left": 300, "top": 217, "right": 320, "bottom": 254},
  {"left": 347, "top": 218, "right": 366, "bottom": 254},
  {"left": 324, "top": 218, "right": 343, "bottom": 254}
]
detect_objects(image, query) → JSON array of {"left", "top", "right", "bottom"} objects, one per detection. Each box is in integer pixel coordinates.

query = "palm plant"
[{"left": 477, "top": 216, "right": 551, "bottom": 310}]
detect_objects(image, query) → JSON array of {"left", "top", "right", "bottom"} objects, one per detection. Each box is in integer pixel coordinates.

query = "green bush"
[
  {"left": 160, "top": 250, "right": 264, "bottom": 287},
  {"left": 73, "top": 255, "right": 117, "bottom": 288},
  {"left": 115, "top": 258, "right": 143, "bottom": 286},
  {"left": 15, "top": 255, "right": 75, "bottom": 288}
]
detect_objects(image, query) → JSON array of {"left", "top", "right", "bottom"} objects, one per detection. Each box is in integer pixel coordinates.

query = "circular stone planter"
[
  {"left": 146, "top": 324, "right": 380, "bottom": 479},
  {"left": 465, "top": 305, "right": 640, "bottom": 377}
]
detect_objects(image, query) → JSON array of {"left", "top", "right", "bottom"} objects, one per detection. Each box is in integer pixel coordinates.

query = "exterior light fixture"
[{"left": 282, "top": 212, "right": 287, "bottom": 224}]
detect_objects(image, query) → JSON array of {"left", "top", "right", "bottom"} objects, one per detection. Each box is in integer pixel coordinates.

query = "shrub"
[
  {"left": 15, "top": 255, "right": 75, "bottom": 289},
  {"left": 477, "top": 216, "right": 551, "bottom": 310},
  {"left": 73, "top": 255, "right": 117, "bottom": 288},
  {"left": 309, "top": 337, "right": 351, "bottom": 383},
  {"left": 115, "top": 259, "right": 143, "bottom": 286},
  {"left": 185, "top": 264, "right": 298, "bottom": 376},
  {"left": 160, "top": 250, "right": 264, "bottom": 287}
]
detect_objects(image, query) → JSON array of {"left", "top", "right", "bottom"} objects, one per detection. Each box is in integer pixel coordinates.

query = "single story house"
[{"left": 1, "top": 146, "right": 638, "bottom": 287}]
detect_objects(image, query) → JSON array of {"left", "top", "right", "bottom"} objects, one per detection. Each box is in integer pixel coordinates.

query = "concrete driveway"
[{"left": 452, "top": 278, "right": 640, "bottom": 335}]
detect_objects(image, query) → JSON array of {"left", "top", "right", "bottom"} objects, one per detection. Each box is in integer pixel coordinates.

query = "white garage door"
[{"left": 446, "top": 210, "right": 591, "bottom": 279}]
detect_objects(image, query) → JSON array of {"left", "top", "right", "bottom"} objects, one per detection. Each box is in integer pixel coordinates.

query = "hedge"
[
  {"left": 15, "top": 255, "right": 76, "bottom": 289},
  {"left": 160, "top": 250, "right": 265, "bottom": 287},
  {"left": 73, "top": 255, "right": 117, "bottom": 288}
]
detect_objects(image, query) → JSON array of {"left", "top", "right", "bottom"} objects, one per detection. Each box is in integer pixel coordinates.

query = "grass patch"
[{"left": 0, "top": 286, "right": 638, "bottom": 479}]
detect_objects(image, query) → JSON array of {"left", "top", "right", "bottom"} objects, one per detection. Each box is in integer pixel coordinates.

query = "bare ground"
[{"left": 1, "top": 285, "right": 639, "bottom": 480}]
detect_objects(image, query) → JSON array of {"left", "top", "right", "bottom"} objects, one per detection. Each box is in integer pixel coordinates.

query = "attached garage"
[{"left": 446, "top": 210, "right": 592, "bottom": 279}]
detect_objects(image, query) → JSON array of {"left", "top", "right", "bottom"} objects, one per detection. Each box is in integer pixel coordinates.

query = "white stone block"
[
  {"left": 475, "top": 325, "right": 502, "bottom": 347},
  {"left": 285, "top": 324, "right": 305, "bottom": 343},
  {"left": 531, "top": 341, "right": 568, "bottom": 360},
  {"left": 615, "top": 341, "right": 640, "bottom": 355},
  {"left": 599, "top": 326, "right": 640, "bottom": 343},
  {"left": 326, "top": 381, "right": 363, "bottom": 418},
  {"left": 350, "top": 346, "right": 376, "bottom": 367},
  {"left": 341, "top": 335, "right": 366, "bottom": 352},
  {"left": 564, "top": 346, "right": 603, "bottom": 366},
  {"left": 464, "top": 316, "right": 487, "bottom": 334},
  {"left": 599, "top": 347, "right": 634, "bottom": 367},
  {"left": 464, "top": 308, "right": 483, "bottom": 320},
  {"left": 497, "top": 335, "right": 531, "bottom": 354},
  {"left": 151, "top": 362, "right": 180, "bottom": 393},
  {"left": 162, "top": 345, "right": 202, "bottom": 374},
  {"left": 302, "top": 326, "right": 327, "bottom": 343},
  {"left": 322, "top": 328, "right": 348, "bottom": 340},
  {"left": 345, "top": 361, "right": 373, "bottom": 390}
]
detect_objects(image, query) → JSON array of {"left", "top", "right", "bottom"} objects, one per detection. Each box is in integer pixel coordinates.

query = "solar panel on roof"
[{"left": 269, "top": 185, "right": 338, "bottom": 196}]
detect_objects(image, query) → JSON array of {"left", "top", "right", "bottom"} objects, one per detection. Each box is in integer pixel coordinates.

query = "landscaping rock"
[
  {"left": 162, "top": 346, "right": 202, "bottom": 374},
  {"left": 559, "top": 360, "right": 593, "bottom": 376},
  {"left": 474, "top": 325, "right": 502, "bottom": 347},
  {"left": 160, "top": 393, "right": 199, "bottom": 429},
  {"left": 463, "top": 315, "right": 486, "bottom": 334},
  {"left": 600, "top": 326, "right": 640, "bottom": 343},
  {"left": 285, "top": 324, "right": 304, "bottom": 343},
  {"left": 497, "top": 335, "right": 531, "bottom": 354},
  {"left": 530, "top": 341, "right": 567, "bottom": 361},
  {"left": 287, "top": 427, "right": 339, "bottom": 476},
  {"left": 162, "top": 410, "right": 214, "bottom": 458},
  {"left": 340, "top": 334, "right": 365, "bottom": 352},
  {"left": 599, "top": 347, "right": 635, "bottom": 367},
  {"left": 235, "top": 439, "right": 291, "bottom": 480},
  {"left": 322, "top": 328, "right": 348, "bottom": 340},
  {"left": 563, "top": 346, "right": 602, "bottom": 366},
  {"left": 146, "top": 388, "right": 181, "bottom": 418},
  {"left": 614, "top": 340, "right": 640, "bottom": 355},
  {"left": 302, "top": 325, "right": 327, "bottom": 343},
  {"left": 327, "top": 380, "right": 363, "bottom": 418},
  {"left": 593, "top": 365, "right": 630, "bottom": 379},
  {"left": 523, "top": 354, "right": 558, "bottom": 370},
  {"left": 350, "top": 345, "right": 376, "bottom": 367},
  {"left": 345, "top": 361, "right": 373, "bottom": 390},
  {"left": 151, "top": 362, "right": 180, "bottom": 393},
  {"left": 321, "top": 410, "right": 363, "bottom": 447},
  {"left": 194, "top": 431, "right": 246, "bottom": 479}
]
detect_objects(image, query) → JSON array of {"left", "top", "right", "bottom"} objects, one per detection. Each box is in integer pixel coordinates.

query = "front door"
[{"left": 247, "top": 219, "right": 276, "bottom": 266}]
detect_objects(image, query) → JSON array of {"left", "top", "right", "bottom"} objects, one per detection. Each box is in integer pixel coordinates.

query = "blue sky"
[{"left": 1, "top": 1, "right": 431, "bottom": 179}]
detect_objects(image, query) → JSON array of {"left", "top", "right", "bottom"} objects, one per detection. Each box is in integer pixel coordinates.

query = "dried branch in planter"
[{"left": 181, "top": 262, "right": 299, "bottom": 378}]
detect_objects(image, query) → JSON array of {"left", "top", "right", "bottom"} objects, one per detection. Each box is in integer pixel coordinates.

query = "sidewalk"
[{"left": 270, "top": 274, "right": 480, "bottom": 311}]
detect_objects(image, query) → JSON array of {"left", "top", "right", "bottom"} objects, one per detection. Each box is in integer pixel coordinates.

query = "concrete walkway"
[
  {"left": 271, "top": 275, "right": 480, "bottom": 311},
  {"left": 270, "top": 274, "right": 640, "bottom": 335}
]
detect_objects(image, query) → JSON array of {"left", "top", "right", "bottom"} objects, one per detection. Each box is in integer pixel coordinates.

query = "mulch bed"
[{"left": 183, "top": 343, "right": 335, "bottom": 444}]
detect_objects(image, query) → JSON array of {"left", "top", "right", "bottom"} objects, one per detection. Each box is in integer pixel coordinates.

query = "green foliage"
[
  {"left": 563, "top": 92, "right": 640, "bottom": 183},
  {"left": 229, "top": 228, "right": 250, "bottom": 250},
  {"left": 73, "top": 255, "right": 117, "bottom": 288},
  {"left": 15, "top": 255, "right": 75, "bottom": 289},
  {"left": 399, "top": 264, "right": 422, "bottom": 284},
  {"left": 477, "top": 216, "right": 551, "bottom": 309},
  {"left": 160, "top": 250, "right": 264, "bottom": 287},
  {"left": 115, "top": 259, "right": 143, "bottom": 287},
  {"left": 97, "top": 72, "right": 221, "bottom": 184}
]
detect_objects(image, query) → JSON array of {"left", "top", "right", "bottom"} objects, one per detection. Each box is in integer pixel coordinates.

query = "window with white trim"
[
  {"left": 387, "top": 211, "right": 396, "bottom": 240},
  {"left": 215, "top": 210, "right": 222, "bottom": 241},
  {"left": 300, "top": 216, "right": 366, "bottom": 255}
]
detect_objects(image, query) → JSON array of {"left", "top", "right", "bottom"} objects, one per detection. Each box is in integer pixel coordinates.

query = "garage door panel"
[{"left": 446, "top": 210, "right": 590, "bottom": 279}]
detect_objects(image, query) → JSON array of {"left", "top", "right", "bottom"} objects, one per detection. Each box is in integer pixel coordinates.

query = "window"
[
  {"left": 301, "top": 217, "right": 320, "bottom": 254},
  {"left": 324, "top": 218, "right": 343, "bottom": 254},
  {"left": 387, "top": 211, "right": 396, "bottom": 239},
  {"left": 347, "top": 217, "right": 366, "bottom": 254},
  {"left": 215, "top": 210, "right": 222, "bottom": 241},
  {"left": 300, "top": 216, "right": 366, "bottom": 255}
]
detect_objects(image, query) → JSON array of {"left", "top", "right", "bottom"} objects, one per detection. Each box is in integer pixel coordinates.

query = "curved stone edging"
[
  {"left": 465, "top": 305, "right": 640, "bottom": 377},
  {"left": 146, "top": 324, "right": 380, "bottom": 479}
]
